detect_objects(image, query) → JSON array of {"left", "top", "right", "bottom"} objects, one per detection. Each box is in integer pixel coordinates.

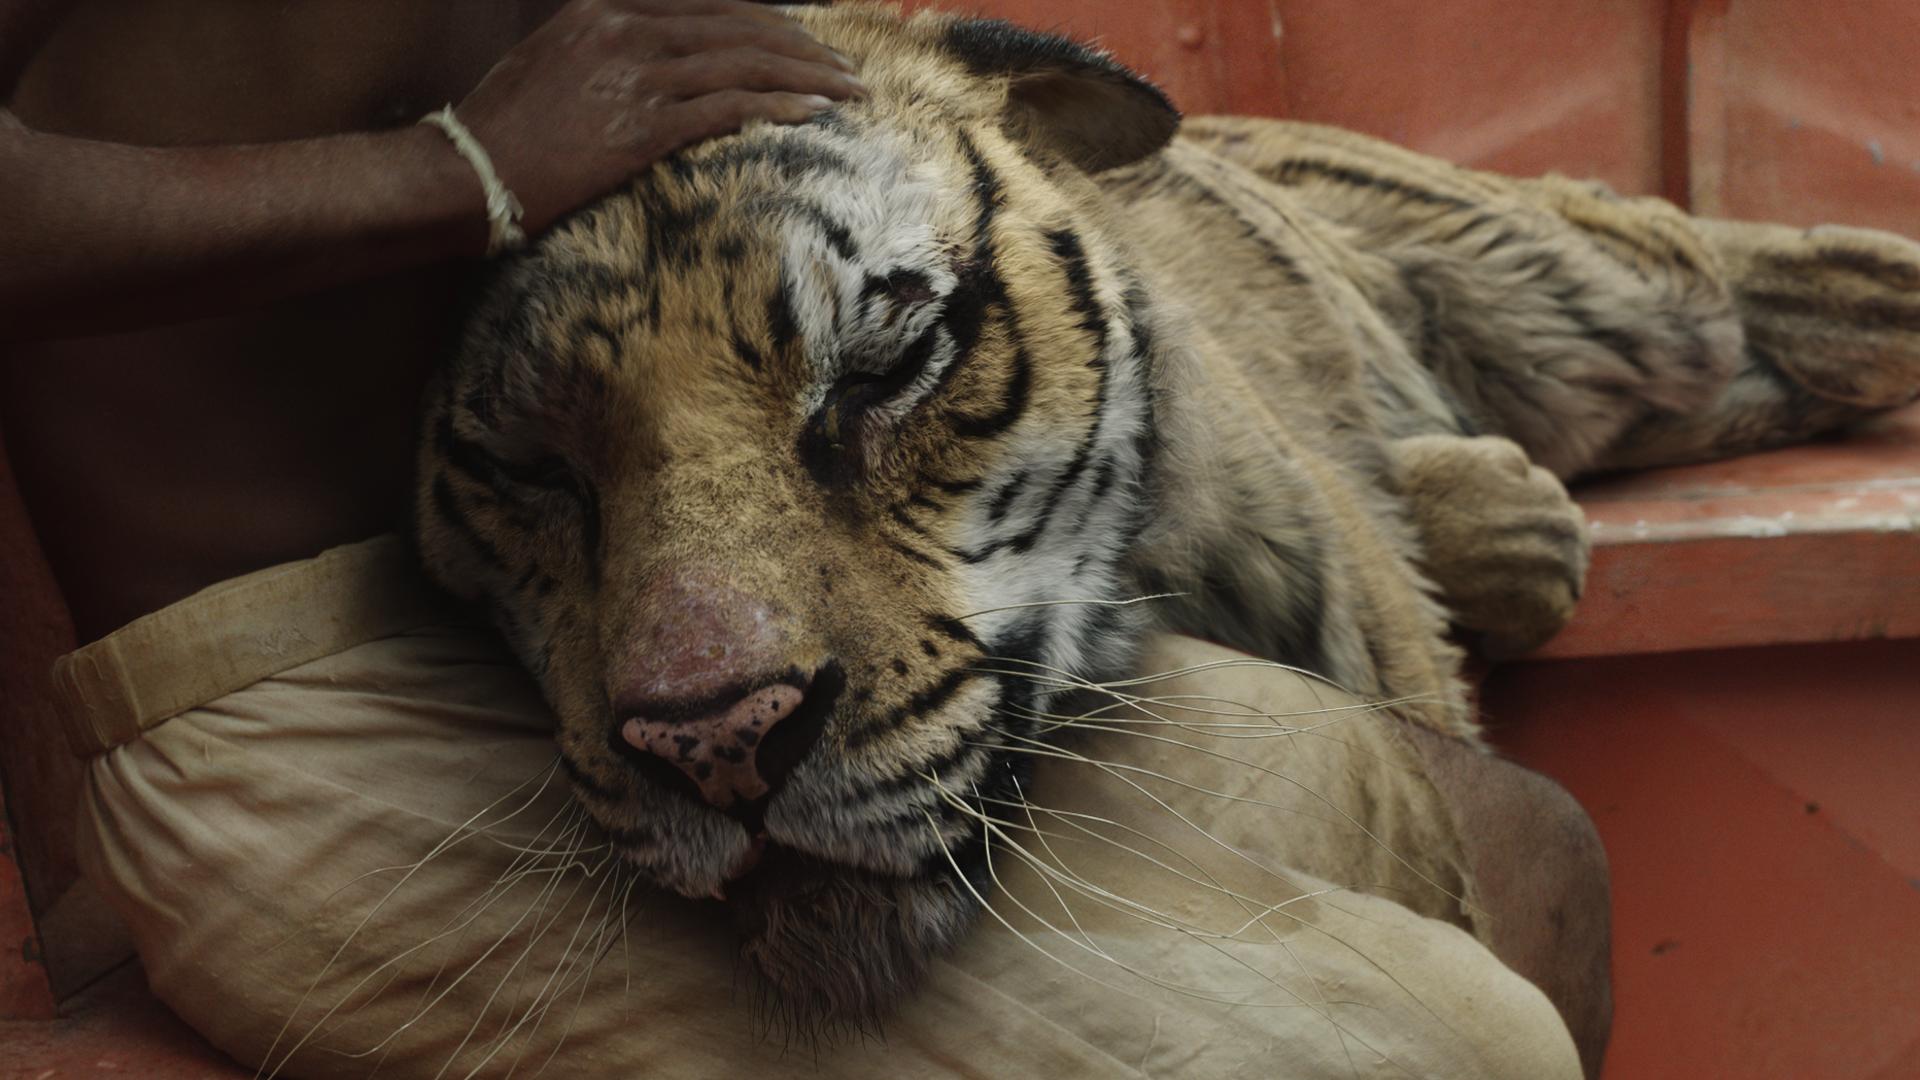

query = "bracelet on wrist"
[{"left": 419, "top": 105, "right": 526, "bottom": 257}]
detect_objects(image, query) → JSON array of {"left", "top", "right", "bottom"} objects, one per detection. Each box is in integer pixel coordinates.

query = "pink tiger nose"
[{"left": 618, "top": 675, "right": 816, "bottom": 808}]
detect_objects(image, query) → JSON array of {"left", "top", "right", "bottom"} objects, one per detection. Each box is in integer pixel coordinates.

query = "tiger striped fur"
[{"left": 414, "top": 3, "right": 1920, "bottom": 1031}]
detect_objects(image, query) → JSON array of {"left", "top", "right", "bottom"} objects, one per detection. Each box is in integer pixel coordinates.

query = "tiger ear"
[{"left": 939, "top": 19, "right": 1180, "bottom": 172}]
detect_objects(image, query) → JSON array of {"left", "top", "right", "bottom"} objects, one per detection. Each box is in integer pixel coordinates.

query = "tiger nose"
[{"left": 617, "top": 671, "right": 826, "bottom": 808}]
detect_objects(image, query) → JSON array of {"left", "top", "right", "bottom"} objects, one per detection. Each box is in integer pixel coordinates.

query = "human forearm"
[
  {"left": 0, "top": 116, "right": 486, "bottom": 341},
  {"left": 0, "top": 0, "right": 863, "bottom": 343}
]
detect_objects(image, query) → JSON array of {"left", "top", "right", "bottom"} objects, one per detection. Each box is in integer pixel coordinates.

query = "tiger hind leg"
[
  {"left": 1597, "top": 220, "right": 1920, "bottom": 471},
  {"left": 1184, "top": 116, "right": 1920, "bottom": 477}
]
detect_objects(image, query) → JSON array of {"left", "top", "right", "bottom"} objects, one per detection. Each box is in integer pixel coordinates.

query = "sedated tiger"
[{"left": 415, "top": 0, "right": 1920, "bottom": 1043}]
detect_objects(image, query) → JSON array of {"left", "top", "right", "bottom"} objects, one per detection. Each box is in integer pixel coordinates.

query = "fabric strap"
[{"left": 49, "top": 536, "right": 456, "bottom": 757}]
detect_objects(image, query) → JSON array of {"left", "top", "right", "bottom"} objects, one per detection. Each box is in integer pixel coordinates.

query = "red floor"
[{"left": 1490, "top": 639, "right": 1920, "bottom": 1080}]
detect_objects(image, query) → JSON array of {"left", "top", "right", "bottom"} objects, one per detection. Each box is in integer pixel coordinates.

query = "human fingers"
[
  {"left": 652, "top": 47, "right": 864, "bottom": 103},
  {"left": 656, "top": 88, "right": 836, "bottom": 152}
]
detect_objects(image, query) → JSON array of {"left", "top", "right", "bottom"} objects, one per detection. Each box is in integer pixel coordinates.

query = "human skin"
[{"left": 0, "top": 0, "right": 862, "bottom": 640}]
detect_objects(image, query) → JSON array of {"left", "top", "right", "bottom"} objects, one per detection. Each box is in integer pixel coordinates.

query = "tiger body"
[{"left": 415, "top": 3, "right": 1920, "bottom": 1029}]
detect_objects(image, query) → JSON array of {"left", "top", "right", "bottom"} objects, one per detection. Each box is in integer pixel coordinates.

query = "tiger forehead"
[{"left": 518, "top": 123, "right": 974, "bottom": 374}]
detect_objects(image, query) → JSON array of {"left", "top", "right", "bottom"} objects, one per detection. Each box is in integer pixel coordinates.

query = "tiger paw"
[
  {"left": 1392, "top": 434, "right": 1591, "bottom": 659},
  {"left": 1704, "top": 219, "right": 1920, "bottom": 409}
]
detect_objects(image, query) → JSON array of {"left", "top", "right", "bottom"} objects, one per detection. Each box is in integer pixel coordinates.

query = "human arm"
[{"left": 0, "top": 0, "right": 863, "bottom": 342}]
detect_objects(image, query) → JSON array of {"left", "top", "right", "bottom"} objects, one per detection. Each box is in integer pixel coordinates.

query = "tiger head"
[{"left": 416, "top": 4, "right": 1183, "bottom": 1028}]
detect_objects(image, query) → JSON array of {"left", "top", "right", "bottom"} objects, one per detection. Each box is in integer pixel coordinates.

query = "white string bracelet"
[{"left": 419, "top": 105, "right": 527, "bottom": 257}]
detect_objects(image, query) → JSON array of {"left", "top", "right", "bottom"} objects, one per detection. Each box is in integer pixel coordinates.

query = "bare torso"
[{"left": 3, "top": 1, "right": 560, "bottom": 639}]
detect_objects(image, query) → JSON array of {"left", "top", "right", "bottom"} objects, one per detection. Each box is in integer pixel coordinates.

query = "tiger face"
[{"left": 415, "top": 5, "right": 1183, "bottom": 1026}]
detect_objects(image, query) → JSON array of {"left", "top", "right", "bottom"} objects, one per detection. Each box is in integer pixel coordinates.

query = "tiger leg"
[
  {"left": 1595, "top": 219, "right": 1920, "bottom": 471},
  {"left": 1183, "top": 117, "right": 1746, "bottom": 477},
  {"left": 1186, "top": 117, "right": 1920, "bottom": 477},
  {"left": 1390, "top": 433, "right": 1590, "bottom": 658}
]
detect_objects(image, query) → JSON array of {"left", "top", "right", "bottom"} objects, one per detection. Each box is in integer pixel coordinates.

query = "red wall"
[{"left": 910, "top": 0, "right": 1920, "bottom": 235}]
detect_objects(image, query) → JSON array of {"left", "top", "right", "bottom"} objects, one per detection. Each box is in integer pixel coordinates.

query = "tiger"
[{"left": 414, "top": 0, "right": 1920, "bottom": 1041}]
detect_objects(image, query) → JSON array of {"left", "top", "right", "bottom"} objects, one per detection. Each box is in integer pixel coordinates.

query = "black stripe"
[
  {"left": 846, "top": 666, "right": 980, "bottom": 751},
  {"left": 886, "top": 536, "right": 946, "bottom": 569},
  {"left": 784, "top": 198, "right": 858, "bottom": 261},
  {"left": 1564, "top": 212, "right": 1703, "bottom": 276},
  {"left": 986, "top": 469, "right": 1029, "bottom": 522},
  {"left": 1746, "top": 288, "right": 1920, "bottom": 334},
  {"left": 931, "top": 475, "right": 984, "bottom": 495},
  {"left": 940, "top": 258, "right": 1000, "bottom": 360},
  {"left": 1153, "top": 163, "right": 1310, "bottom": 286},
  {"left": 958, "top": 133, "right": 1003, "bottom": 244},
  {"left": 1269, "top": 157, "right": 1477, "bottom": 212},
  {"left": 862, "top": 269, "right": 934, "bottom": 306},
  {"left": 732, "top": 331, "right": 764, "bottom": 371},
  {"left": 1438, "top": 211, "right": 1500, "bottom": 246},
  {"left": 957, "top": 355, "right": 1110, "bottom": 564},
  {"left": 1015, "top": 338, "right": 1117, "bottom": 550},
  {"left": 1767, "top": 246, "right": 1920, "bottom": 291},
  {"left": 1561, "top": 306, "right": 1652, "bottom": 377},
  {"left": 767, "top": 274, "right": 800, "bottom": 353},
  {"left": 431, "top": 475, "right": 506, "bottom": 570},
  {"left": 928, "top": 613, "right": 986, "bottom": 651},
  {"left": 577, "top": 477, "right": 603, "bottom": 590},
  {"left": 889, "top": 504, "right": 932, "bottom": 538},
  {"left": 950, "top": 345, "right": 1032, "bottom": 439},
  {"left": 577, "top": 316, "right": 623, "bottom": 366},
  {"left": 854, "top": 726, "right": 991, "bottom": 803},
  {"left": 558, "top": 747, "right": 626, "bottom": 803},
  {"left": 690, "top": 136, "right": 855, "bottom": 181},
  {"left": 643, "top": 193, "right": 720, "bottom": 270},
  {"left": 441, "top": 423, "right": 576, "bottom": 497},
  {"left": 1047, "top": 229, "right": 1109, "bottom": 361}
]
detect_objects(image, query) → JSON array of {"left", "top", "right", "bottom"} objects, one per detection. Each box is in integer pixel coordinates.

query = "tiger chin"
[{"left": 414, "top": 2, "right": 1920, "bottom": 1037}]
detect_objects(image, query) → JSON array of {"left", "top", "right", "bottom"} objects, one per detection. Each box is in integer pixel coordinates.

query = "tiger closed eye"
[
  {"left": 497, "top": 453, "right": 581, "bottom": 494},
  {"left": 818, "top": 373, "right": 886, "bottom": 449}
]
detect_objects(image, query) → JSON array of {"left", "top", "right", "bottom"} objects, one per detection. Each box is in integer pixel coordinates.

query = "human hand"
[{"left": 456, "top": 0, "right": 863, "bottom": 236}]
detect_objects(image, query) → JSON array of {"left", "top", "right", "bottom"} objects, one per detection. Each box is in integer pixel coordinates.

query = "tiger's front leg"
[{"left": 1391, "top": 434, "right": 1592, "bottom": 658}]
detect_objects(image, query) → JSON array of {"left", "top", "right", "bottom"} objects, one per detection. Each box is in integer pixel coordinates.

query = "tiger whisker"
[
  {"left": 959, "top": 734, "right": 1399, "bottom": 958},
  {"left": 972, "top": 655, "right": 1447, "bottom": 727},
  {"left": 466, "top": 859, "right": 629, "bottom": 1079},
  {"left": 970, "top": 733, "right": 1346, "bottom": 829},
  {"left": 952, "top": 591, "right": 1189, "bottom": 621},
  {"left": 978, "top": 683, "right": 1424, "bottom": 726},
  {"left": 927, "top": 776, "right": 1284, "bottom": 944},
  {"left": 425, "top": 847, "right": 616, "bottom": 1078},
  {"left": 950, "top": 793, "right": 1368, "bottom": 1010},
  {"left": 968, "top": 787, "right": 1381, "bottom": 992},
  {"left": 315, "top": 810, "right": 597, "bottom": 1064},
  {"left": 977, "top": 653, "right": 1365, "bottom": 698},
  {"left": 991, "top": 693, "right": 1420, "bottom": 748},
  {"left": 929, "top": 777, "right": 1412, "bottom": 1079},
  {"left": 260, "top": 761, "right": 573, "bottom": 1079},
  {"left": 523, "top": 872, "right": 639, "bottom": 1080},
  {"left": 263, "top": 758, "right": 563, "bottom": 965},
  {"left": 920, "top": 810, "right": 1307, "bottom": 1013},
  {"left": 963, "top": 785, "right": 1399, "bottom": 939},
  {"left": 470, "top": 860, "right": 618, "bottom": 1075},
  {"left": 980, "top": 774, "right": 1403, "bottom": 1077},
  {"left": 962, "top": 730, "right": 1461, "bottom": 1035},
  {"left": 988, "top": 718, "right": 1477, "bottom": 915}
]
